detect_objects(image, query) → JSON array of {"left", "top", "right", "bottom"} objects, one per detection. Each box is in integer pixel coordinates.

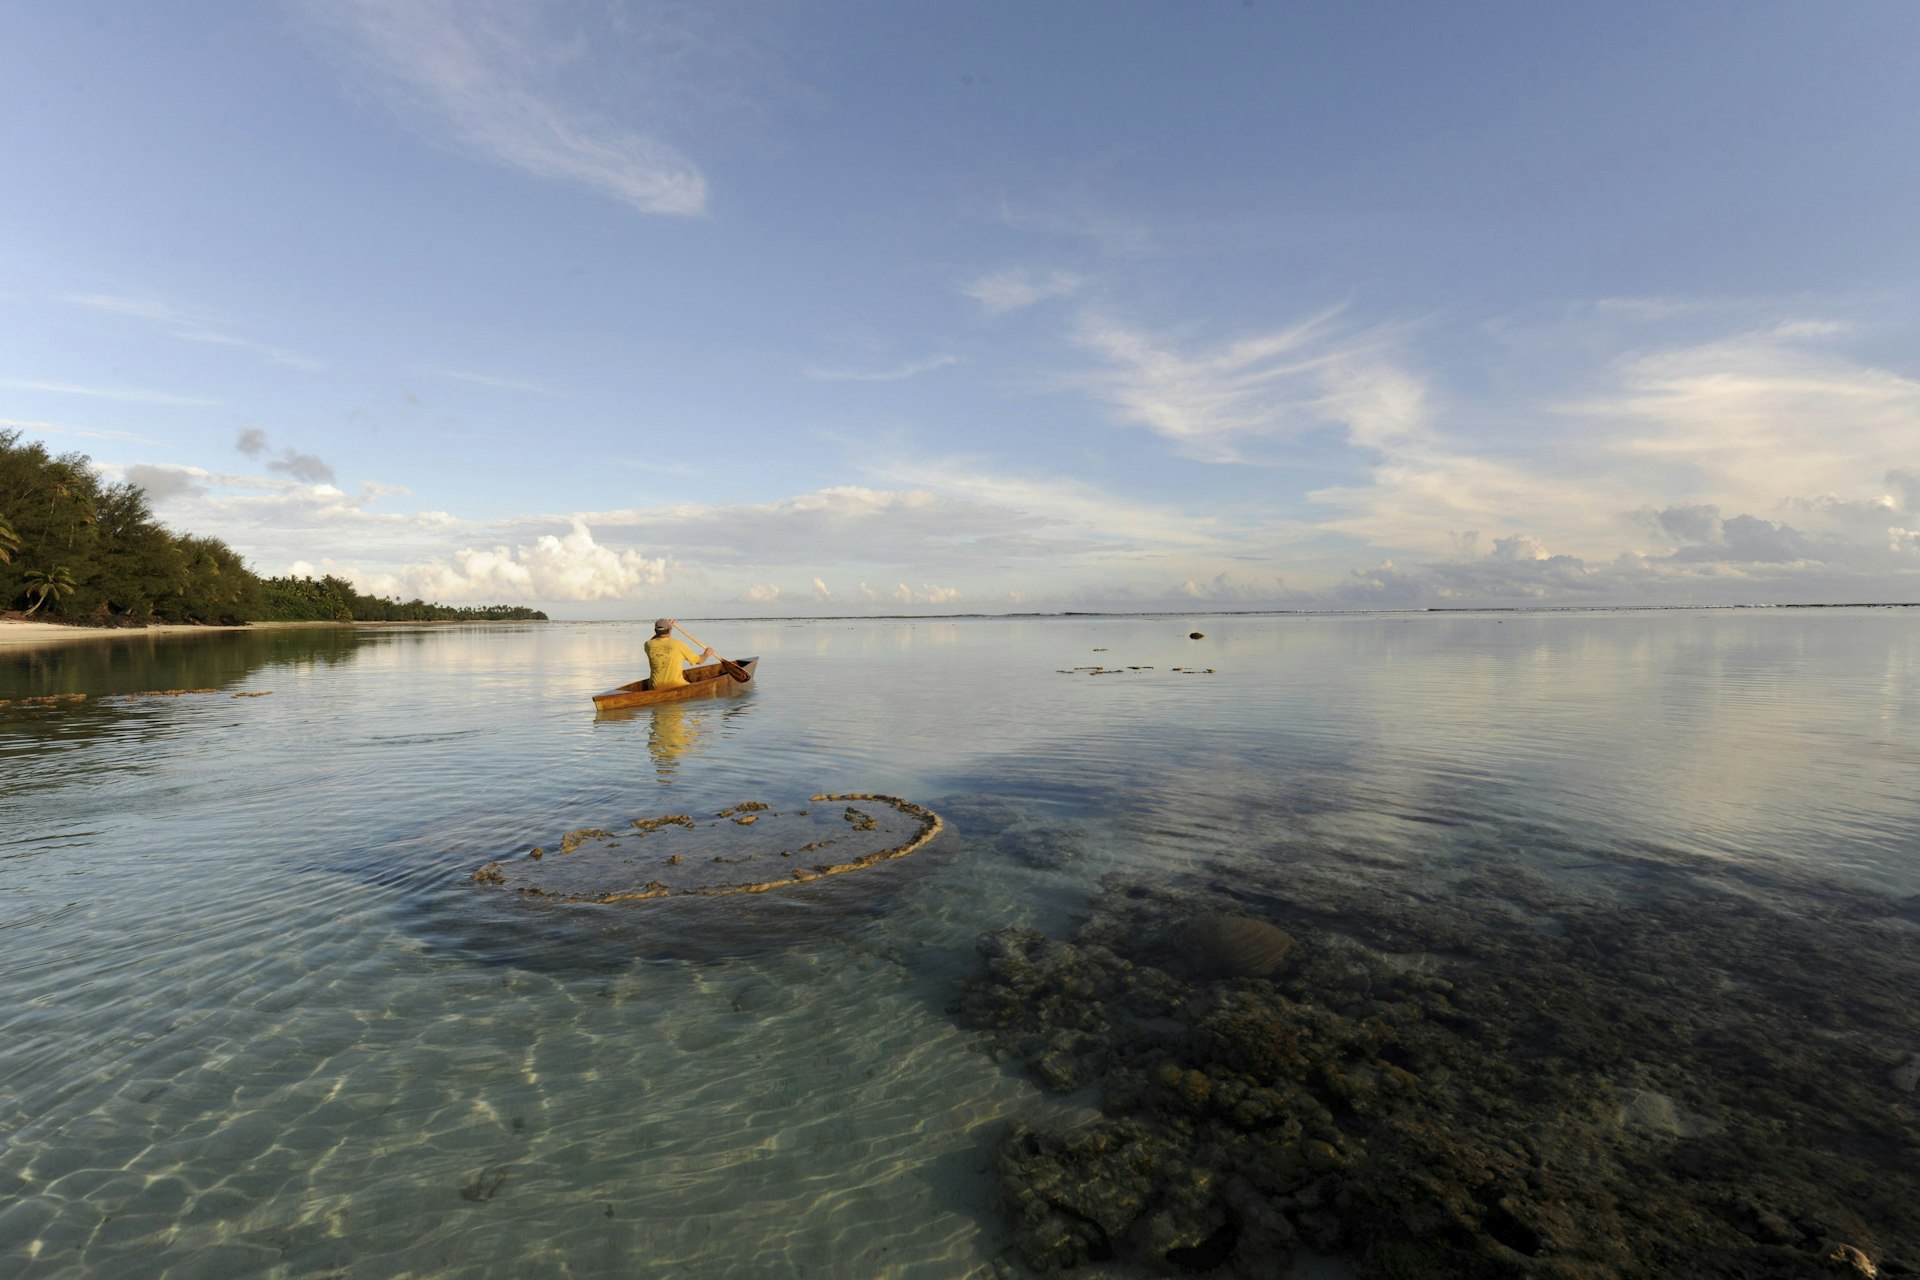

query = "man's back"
[{"left": 644, "top": 633, "right": 705, "bottom": 688}]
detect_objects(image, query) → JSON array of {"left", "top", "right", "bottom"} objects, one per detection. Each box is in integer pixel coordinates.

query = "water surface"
[{"left": 3, "top": 611, "right": 1917, "bottom": 1276}]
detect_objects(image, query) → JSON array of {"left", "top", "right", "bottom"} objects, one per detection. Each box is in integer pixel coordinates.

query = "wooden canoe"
[{"left": 591, "top": 657, "right": 758, "bottom": 711}]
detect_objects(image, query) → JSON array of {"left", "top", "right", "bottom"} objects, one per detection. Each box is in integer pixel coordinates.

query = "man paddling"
[{"left": 644, "top": 618, "right": 712, "bottom": 689}]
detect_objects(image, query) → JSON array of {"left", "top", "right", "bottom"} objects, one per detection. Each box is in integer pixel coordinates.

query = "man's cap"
[{"left": 654, "top": 618, "right": 673, "bottom": 633}]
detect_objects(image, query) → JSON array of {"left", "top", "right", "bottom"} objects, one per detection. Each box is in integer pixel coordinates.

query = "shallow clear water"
[{"left": 2, "top": 610, "right": 1917, "bottom": 1277}]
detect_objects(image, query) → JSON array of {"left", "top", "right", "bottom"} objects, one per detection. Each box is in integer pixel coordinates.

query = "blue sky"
[{"left": 5, "top": 1, "right": 1919, "bottom": 615}]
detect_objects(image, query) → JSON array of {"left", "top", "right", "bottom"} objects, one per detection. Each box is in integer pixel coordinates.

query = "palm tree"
[
  {"left": 0, "top": 511, "right": 19, "bottom": 566},
  {"left": 22, "top": 565, "right": 77, "bottom": 617}
]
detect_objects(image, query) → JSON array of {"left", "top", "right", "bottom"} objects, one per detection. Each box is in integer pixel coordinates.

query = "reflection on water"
[
  {"left": 646, "top": 703, "right": 701, "bottom": 779},
  {"left": 2, "top": 611, "right": 1917, "bottom": 1277},
  {"left": 3, "top": 623, "right": 367, "bottom": 696},
  {"left": 594, "top": 699, "right": 758, "bottom": 785}
]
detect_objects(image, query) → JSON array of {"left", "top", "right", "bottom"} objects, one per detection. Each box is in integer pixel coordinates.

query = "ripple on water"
[{"left": 2, "top": 613, "right": 1917, "bottom": 1276}]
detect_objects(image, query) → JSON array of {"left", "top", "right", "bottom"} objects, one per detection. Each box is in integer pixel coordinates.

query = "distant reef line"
[{"left": 634, "top": 601, "right": 1920, "bottom": 624}]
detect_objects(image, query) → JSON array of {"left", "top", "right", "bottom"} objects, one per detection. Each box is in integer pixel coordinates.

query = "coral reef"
[
  {"left": 957, "top": 847, "right": 1920, "bottom": 1277},
  {"left": 0, "top": 693, "right": 88, "bottom": 708},
  {"left": 469, "top": 794, "right": 943, "bottom": 904},
  {"left": 1, "top": 688, "right": 272, "bottom": 710}
]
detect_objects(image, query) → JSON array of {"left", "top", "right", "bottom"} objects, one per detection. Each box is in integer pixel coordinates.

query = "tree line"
[{"left": 1, "top": 430, "right": 546, "bottom": 625}]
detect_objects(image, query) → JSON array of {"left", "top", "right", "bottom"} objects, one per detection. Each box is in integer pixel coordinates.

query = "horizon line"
[{"left": 548, "top": 601, "right": 1920, "bottom": 623}]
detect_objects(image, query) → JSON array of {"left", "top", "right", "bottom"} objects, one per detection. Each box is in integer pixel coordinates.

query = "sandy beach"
[{"left": 0, "top": 618, "right": 348, "bottom": 649}]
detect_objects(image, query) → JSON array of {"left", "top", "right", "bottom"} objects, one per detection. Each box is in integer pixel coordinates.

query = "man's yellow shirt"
[{"left": 644, "top": 634, "right": 706, "bottom": 688}]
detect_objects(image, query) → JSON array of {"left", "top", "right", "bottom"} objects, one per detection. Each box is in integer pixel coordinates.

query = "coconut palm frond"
[{"left": 22, "top": 564, "right": 77, "bottom": 617}]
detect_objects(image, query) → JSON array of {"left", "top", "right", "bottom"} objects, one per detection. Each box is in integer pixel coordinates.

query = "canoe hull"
[{"left": 592, "top": 657, "right": 758, "bottom": 711}]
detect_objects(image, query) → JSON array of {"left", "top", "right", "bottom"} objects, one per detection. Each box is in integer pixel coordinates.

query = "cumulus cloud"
[
  {"left": 94, "top": 458, "right": 431, "bottom": 577},
  {"left": 1888, "top": 470, "right": 1920, "bottom": 512},
  {"left": 1490, "top": 534, "right": 1551, "bottom": 562},
  {"left": 1287, "top": 468, "right": 1920, "bottom": 610},
  {"left": 270, "top": 452, "right": 336, "bottom": 485},
  {"left": 889, "top": 583, "right": 961, "bottom": 605},
  {"left": 348, "top": 519, "right": 670, "bottom": 602},
  {"left": 550, "top": 457, "right": 1252, "bottom": 609},
  {"left": 307, "top": 0, "right": 706, "bottom": 215},
  {"left": 961, "top": 268, "right": 1085, "bottom": 313},
  {"left": 118, "top": 456, "right": 677, "bottom": 605},
  {"left": 234, "top": 428, "right": 336, "bottom": 485},
  {"left": 1647, "top": 503, "right": 1723, "bottom": 544},
  {"left": 1179, "top": 570, "right": 1289, "bottom": 602},
  {"left": 117, "top": 449, "right": 1239, "bottom": 610},
  {"left": 122, "top": 463, "right": 209, "bottom": 502},
  {"left": 1295, "top": 311, "right": 1920, "bottom": 591},
  {"left": 93, "top": 293, "right": 1920, "bottom": 613}
]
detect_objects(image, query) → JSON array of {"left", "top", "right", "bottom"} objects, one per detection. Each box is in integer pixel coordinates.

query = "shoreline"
[
  {"left": 0, "top": 617, "right": 548, "bottom": 650},
  {"left": 0, "top": 619, "right": 349, "bottom": 650}
]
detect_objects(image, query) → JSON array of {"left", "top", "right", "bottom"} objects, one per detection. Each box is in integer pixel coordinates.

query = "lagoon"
[{"left": 3, "top": 611, "right": 1918, "bottom": 1277}]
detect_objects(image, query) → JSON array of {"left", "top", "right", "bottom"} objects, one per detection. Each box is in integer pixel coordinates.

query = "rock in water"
[
  {"left": 1187, "top": 914, "right": 1295, "bottom": 977},
  {"left": 1189, "top": 631, "right": 1204, "bottom": 639},
  {"left": 1820, "top": 1241, "right": 1878, "bottom": 1277}
]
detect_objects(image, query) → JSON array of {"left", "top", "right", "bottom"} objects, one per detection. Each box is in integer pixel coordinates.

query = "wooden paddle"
[{"left": 671, "top": 623, "right": 751, "bottom": 683}]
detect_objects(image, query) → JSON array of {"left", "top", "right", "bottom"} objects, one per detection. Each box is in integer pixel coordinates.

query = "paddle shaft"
[{"left": 671, "top": 623, "right": 750, "bottom": 682}]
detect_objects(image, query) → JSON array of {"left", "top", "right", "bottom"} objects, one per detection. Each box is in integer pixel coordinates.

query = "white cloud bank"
[
  {"left": 66, "top": 297, "right": 1920, "bottom": 615},
  {"left": 1306, "top": 316, "right": 1920, "bottom": 574},
  {"left": 110, "top": 444, "right": 1242, "bottom": 611},
  {"left": 303, "top": 520, "right": 670, "bottom": 604},
  {"left": 1043, "top": 297, "right": 1915, "bottom": 608}
]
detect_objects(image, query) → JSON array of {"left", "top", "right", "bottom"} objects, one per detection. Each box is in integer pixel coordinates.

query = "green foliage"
[
  {"left": 0, "top": 429, "right": 547, "bottom": 625},
  {"left": 257, "top": 573, "right": 358, "bottom": 622},
  {"left": 256, "top": 574, "right": 547, "bottom": 623},
  {"left": 22, "top": 564, "right": 77, "bottom": 616}
]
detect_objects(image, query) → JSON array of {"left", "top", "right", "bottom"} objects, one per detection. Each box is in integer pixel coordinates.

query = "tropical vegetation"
[{"left": 0, "top": 429, "right": 546, "bottom": 625}]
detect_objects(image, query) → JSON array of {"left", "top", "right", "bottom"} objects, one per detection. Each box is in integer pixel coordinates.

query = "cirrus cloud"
[
  {"left": 961, "top": 268, "right": 1086, "bottom": 314},
  {"left": 1067, "top": 305, "right": 1406, "bottom": 463},
  {"left": 306, "top": 0, "right": 707, "bottom": 216}
]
